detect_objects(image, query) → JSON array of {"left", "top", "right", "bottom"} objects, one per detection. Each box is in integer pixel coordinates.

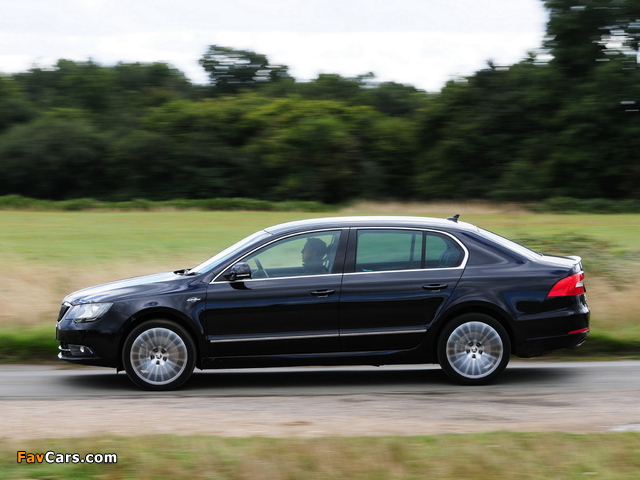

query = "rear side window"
[
  {"left": 426, "top": 233, "right": 463, "bottom": 268},
  {"left": 355, "top": 230, "right": 463, "bottom": 272}
]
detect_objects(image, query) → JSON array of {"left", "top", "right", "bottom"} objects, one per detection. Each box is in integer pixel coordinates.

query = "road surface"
[{"left": 1, "top": 361, "right": 639, "bottom": 439}]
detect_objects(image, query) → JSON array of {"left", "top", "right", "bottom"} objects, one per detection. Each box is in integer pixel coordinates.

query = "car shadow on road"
[
  {"left": 58, "top": 363, "right": 573, "bottom": 395},
  {"left": 186, "top": 367, "right": 450, "bottom": 390}
]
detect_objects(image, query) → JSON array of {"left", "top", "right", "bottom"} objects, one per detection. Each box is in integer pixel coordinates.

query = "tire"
[
  {"left": 438, "top": 314, "right": 510, "bottom": 386},
  {"left": 122, "top": 319, "right": 196, "bottom": 390}
]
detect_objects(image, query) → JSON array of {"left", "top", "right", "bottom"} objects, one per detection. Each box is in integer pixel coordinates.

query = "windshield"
[{"left": 189, "top": 230, "right": 272, "bottom": 274}]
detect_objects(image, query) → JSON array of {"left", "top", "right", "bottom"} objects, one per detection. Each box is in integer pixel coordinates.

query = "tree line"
[{"left": 1, "top": 0, "right": 639, "bottom": 203}]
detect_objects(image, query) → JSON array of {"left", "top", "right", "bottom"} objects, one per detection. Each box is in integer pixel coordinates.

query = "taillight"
[{"left": 547, "top": 272, "right": 585, "bottom": 297}]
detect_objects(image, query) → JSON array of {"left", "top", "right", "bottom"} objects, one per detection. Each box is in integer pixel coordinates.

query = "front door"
[{"left": 203, "top": 230, "right": 345, "bottom": 357}]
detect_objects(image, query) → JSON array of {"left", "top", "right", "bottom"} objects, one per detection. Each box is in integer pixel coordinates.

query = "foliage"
[
  {"left": 0, "top": 325, "right": 56, "bottom": 363},
  {"left": 199, "top": 45, "right": 291, "bottom": 95},
  {"left": 2, "top": 433, "right": 640, "bottom": 479},
  {"left": 532, "top": 197, "right": 640, "bottom": 214},
  {"left": 0, "top": 195, "right": 332, "bottom": 212},
  {"left": 1, "top": 1, "right": 640, "bottom": 203},
  {"left": 0, "top": 112, "right": 109, "bottom": 199}
]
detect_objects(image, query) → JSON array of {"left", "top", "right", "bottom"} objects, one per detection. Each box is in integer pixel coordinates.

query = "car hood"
[{"left": 63, "top": 272, "right": 188, "bottom": 305}]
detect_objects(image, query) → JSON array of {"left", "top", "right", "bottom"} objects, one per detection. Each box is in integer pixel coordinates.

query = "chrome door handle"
[
  {"left": 309, "top": 289, "right": 336, "bottom": 298},
  {"left": 422, "top": 284, "right": 448, "bottom": 292}
]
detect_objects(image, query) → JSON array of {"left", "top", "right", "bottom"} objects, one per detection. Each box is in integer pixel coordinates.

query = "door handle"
[
  {"left": 309, "top": 289, "right": 336, "bottom": 298},
  {"left": 422, "top": 284, "right": 448, "bottom": 292}
]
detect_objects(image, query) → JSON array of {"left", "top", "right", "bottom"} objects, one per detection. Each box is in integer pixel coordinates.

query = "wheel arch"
[
  {"left": 427, "top": 302, "right": 516, "bottom": 360},
  {"left": 117, "top": 307, "right": 204, "bottom": 370}
]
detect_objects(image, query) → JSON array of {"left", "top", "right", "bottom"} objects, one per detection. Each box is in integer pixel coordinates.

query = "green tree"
[
  {"left": 544, "top": 0, "right": 640, "bottom": 76},
  {"left": 200, "top": 46, "right": 291, "bottom": 94},
  {"left": 0, "top": 111, "right": 108, "bottom": 199},
  {"left": 0, "top": 75, "right": 37, "bottom": 132}
]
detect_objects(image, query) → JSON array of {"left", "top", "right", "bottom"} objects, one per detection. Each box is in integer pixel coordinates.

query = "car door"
[
  {"left": 203, "top": 230, "right": 346, "bottom": 357},
  {"left": 339, "top": 228, "right": 466, "bottom": 352}
]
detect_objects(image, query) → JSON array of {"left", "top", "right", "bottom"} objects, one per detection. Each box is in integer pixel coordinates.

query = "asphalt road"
[
  {"left": 1, "top": 361, "right": 639, "bottom": 439},
  {"left": 1, "top": 361, "right": 639, "bottom": 398}
]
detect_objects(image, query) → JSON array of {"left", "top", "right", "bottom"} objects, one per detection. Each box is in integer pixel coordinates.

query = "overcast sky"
[{"left": 0, "top": 0, "right": 548, "bottom": 92}]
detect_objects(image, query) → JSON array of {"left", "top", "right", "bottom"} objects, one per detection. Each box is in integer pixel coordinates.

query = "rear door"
[{"left": 339, "top": 228, "right": 466, "bottom": 352}]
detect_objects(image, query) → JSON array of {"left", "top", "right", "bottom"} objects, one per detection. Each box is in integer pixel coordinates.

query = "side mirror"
[{"left": 226, "top": 262, "right": 252, "bottom": 281}]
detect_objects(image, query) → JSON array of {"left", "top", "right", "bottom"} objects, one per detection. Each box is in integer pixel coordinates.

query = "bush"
[
  {"left": 0, "top": 195, "right": 334, "bottom": 212},
  {"left": 532, "top": 197, "right": 640, "bottom": 214}
]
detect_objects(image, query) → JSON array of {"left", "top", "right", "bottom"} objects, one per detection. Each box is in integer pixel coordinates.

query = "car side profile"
[{"left": 56, "top": 216, "right": 590, "bottom": 390}]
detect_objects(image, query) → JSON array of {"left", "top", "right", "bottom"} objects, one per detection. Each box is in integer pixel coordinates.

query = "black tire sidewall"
[
  {"left": 122, "top": 319, "right": 196, "bottom": 391},
  {"left": 437, "top": 313, "right": 511, "bottom": 386}
]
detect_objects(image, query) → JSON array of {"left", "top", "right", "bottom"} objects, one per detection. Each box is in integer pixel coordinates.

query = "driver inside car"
[{"left": 301, "top": 237, "right": 329, "bottom": 275}]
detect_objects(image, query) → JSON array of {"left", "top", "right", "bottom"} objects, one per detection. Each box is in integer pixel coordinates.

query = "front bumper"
[{"left": 55, "top": 307, "right": 129, "bottom": 368}]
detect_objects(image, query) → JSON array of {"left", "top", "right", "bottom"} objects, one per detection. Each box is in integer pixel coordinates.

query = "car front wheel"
[
  {"left": 438, "top": 314, "right": 510, "bottom": 385},
  {"left": 122, "top": 319, "right": 196, "bottom": 390}
]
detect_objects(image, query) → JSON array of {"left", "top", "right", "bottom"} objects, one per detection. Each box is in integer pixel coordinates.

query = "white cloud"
[{"left": 0, "top": 0, "right": 548, "bottom": 91}]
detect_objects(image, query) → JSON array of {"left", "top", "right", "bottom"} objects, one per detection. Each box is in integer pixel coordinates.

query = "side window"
[
  {"left": 242, "top": 231, "right": 341, "bottom": 278},
  {"left": 426, "top": 233, "right": 463, "bottom": 268},
  {"left": 356, "top": 230, "right": 422, "bottom": 272},
  {"left": 354, "top": 230, "right": 464, "bottom": 272}
]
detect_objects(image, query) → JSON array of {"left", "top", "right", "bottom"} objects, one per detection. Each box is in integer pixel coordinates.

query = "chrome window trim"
[
  {"left": 211, "top": 226, "right": 469, "bottom": 284},
  {"left": 352, "top": 227, "right": 469, "bottom": 272},
  {"left": 343, "top": 266, "right": 465, "bottom": 277},
  {"left": 214, "top": 273, "right": 343, "bottom": 284}
]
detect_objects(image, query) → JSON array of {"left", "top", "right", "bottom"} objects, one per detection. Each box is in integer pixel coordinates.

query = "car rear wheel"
[
  {"left": 438, "top": 314, "right": 510, "bottom": 385},
  {"left": 122, "top": 320, "right": 196, "bottom": 390}
]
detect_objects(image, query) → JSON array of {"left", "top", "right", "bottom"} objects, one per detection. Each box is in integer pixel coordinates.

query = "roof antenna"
[{"left": 447, "top": 214, "right": 460, "bottom": 223}]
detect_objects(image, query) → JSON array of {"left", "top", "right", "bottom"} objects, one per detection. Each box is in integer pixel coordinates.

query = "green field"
[
  {"left": 1, "top": 204, "right": 639, "bottom": 360},
  {"left": 2, "top": 206, "right": 639, "bottom": 478},
  {"left": 3, "top": 433, "right": 639, "bottom": 479}
]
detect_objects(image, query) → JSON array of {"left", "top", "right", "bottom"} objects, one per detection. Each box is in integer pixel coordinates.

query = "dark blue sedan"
[{"left": 56, "top": 216, "right": 590, "bottom": 390}]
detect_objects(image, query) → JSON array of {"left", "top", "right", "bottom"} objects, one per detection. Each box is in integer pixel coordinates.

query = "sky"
[{"left": 0, "top": 0, "right": 549, "bottom": 92}]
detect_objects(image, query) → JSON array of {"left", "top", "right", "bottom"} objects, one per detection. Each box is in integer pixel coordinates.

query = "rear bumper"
[
  {"left": 516, "top": 328, "right": 589, "bottom": 358},
  {"left": 512, "top": 293, "right": 590, "bottom": 357}
]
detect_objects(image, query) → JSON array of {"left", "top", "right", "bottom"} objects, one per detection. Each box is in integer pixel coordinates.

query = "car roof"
[{"left": 263, "top": 216, "right": 479, "bottom": 235}]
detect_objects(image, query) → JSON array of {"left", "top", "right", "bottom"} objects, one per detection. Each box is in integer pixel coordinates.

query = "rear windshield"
[{"left": 476, "top": 228, "right": 541, "bottom": 260}]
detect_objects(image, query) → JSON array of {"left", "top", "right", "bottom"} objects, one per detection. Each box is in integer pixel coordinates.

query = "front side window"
[
  {"left": 242, "top": 231, "right": 341, "bottom": 278},
  {"left": 355, "top": 229, "right": 464, "bottom": 272}
]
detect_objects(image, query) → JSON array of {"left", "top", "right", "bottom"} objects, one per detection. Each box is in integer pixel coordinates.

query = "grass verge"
[
  {"left": 3, "top": 433, "right": 639, "bottom": 479},
  {"left": 0, "top": 326, "right": 58, "bottom": 364}
]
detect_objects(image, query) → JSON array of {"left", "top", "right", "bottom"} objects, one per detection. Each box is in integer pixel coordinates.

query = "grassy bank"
[
  {"left": 1, "top": 206, "right": 638, "bottom": 362},
  {"left": 3, "top": 433, "right": 639, "bottom": 479}
]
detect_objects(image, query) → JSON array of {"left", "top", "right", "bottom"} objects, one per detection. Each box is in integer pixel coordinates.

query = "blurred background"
[{"left": 1, "top": 0, "right": 639, "bottom": 207}]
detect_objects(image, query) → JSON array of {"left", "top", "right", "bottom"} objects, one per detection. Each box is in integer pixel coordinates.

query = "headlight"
[{"left": 62, "top": 303, "right": 113, "bottom": 323}]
